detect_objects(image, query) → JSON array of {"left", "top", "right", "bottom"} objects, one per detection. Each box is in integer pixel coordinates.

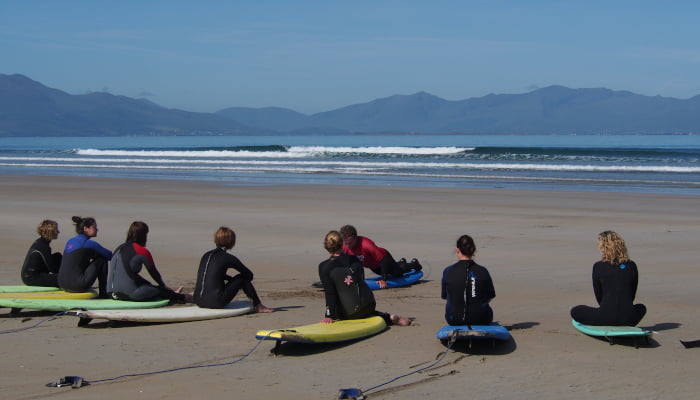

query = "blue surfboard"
[
  {"left": 436, "top": 323, "right": 511, "bottom": 342},
  {"left": 365, "top": 269, "right": 423, "bottom": 290}
]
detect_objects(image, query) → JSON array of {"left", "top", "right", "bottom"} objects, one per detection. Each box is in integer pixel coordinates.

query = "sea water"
[{"left": 1, "top": 134, "right": 699, "bottom": 195}]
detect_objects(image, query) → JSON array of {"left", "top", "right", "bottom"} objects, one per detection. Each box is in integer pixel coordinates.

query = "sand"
[{"left": 0, "top": 174, "right": 698, "bottom": 399}]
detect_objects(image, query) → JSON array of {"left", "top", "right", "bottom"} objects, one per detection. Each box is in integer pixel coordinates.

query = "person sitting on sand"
[
  {"left": 107, "top": 221, "right": 191, "bottom": 303},
  {"left": 340, "top": 224, "right": 421, "bottom": 289},
  {"left": 194, "top": 226, "right": 273, "bottom": 313},
  {"left": 20, "top": 219, "right": 63, "bottom": 288},
  {"left": 441, "top": 234, "right": 495, "bottom": 325},
  {"left": 570, "top": 230, "right": 646, "bottom": 326},
  {"left": 319, "top": 230, "right": 411, "bottom": 326},
  {"left": 58, "top": 216, "right": 112, "bottom": 298}
]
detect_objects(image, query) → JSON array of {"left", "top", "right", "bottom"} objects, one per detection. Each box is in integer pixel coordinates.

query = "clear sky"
[{"left": 2, "top": 1, "right": 699, "bottom": 114}]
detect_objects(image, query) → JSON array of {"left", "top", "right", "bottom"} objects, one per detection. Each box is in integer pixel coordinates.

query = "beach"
[{"left": 0, "top": 174, "right": 698, "bottom": 399}]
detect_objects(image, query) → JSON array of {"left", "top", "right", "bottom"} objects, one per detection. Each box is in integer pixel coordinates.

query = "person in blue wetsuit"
[
  {"left": 571, "top": 230, "right": 646, "bottom": 326},
  {"left": 441, "top": 234, "right": 495, "bottom": 326},
  {"left": 107, "top": 221, "right": 190, "bottom": 302},
  {"left": 58, "top": 216, "right": 112, "bottom": 298},
  {"left": 194, "top": 226, "right": 273, "bottom": 312},
  {"left": 21, "top": 220, "right": 63, "bottom": 287},
  {"left": 318, "top": 230, "right": 411, "bottom": 326}
]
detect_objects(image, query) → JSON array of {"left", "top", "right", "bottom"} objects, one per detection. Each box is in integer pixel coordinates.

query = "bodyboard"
[
  {"left": 571, "top": 319, "right": 652, "bottom": 338},
  {"left": 0, "top": 289, "right": 97, "bottom": 300},
  {"left": 365, "top": 269, "right": 423, "bottom": 290},
  {"left": 0, "top": 297, "right": 170, "bottom": 312},
  {"left": 67, "top": 300, "right": 253, "bottom": 323},
  {"left": 256, "top": 315, "right": 387, "bottom": 344},
  {"left": 436, "top": 323, "right": 511, "bottom": 341},
  {"left": 0, "top": 285, "right": 61, "bottom": 293}
]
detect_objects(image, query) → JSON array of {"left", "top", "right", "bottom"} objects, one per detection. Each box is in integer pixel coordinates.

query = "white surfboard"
[{"left": 67, "top": 300, "right": 253, "bottom": 324}]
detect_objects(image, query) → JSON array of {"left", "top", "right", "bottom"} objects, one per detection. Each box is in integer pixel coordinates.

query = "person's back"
[
  {"left": 319, "top": 253, "right": 376, "bottom": 320},
  {"left": 442, "top": 259, "right": 495, "bottom": 325}
]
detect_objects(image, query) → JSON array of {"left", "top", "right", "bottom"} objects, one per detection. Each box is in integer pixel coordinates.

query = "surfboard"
[
  {"left": 365, "top": 269, "right": 423, "bottom": 290},
  {"left": 436, "top": 323, "right": 511, "bottom": 342},
  {"left": 571, "top": 319, "right": 652, "bottom": 345},
  {"left": 256, "top": 315, "right": 387, "bottom": 345},
  {"left": 0, "top": 297, "right": 170, "bottom": 312},
  {"left": 0, "top": 289, "right": 97, "bottom": 300},
  {"left": 0, "top": 285, "right": 61, "bottom": 293},
  {"left": 66, "top": 300, "right": 253, "bottom": 324}
]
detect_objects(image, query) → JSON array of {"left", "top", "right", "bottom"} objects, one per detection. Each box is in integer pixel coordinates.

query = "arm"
[
  {"left": 134, "top": 245, "right": 166, "bottom": 287},
  {"left": 592, "top": 263, "right": 603, "bottom": 305},
  {"left": 84, "top": 240, "right": 113, "bottom": 260},
  {"left": 227, "top": 254, "right": 254, "bottom": 281},
  {"left": 318, "top": 259, "right": 340, "bottom": 321}
]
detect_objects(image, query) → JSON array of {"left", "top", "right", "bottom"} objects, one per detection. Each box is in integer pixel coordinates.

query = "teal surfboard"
[
  {"left": 0, "top": 297, "right": 170, "bottom": 312},
  {"left": 571, "top": 319, "right": 652, "bottom": 346}
]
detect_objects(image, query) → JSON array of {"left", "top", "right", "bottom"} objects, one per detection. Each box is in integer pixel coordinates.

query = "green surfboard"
[{"left": 0, "top": 297, "right": 170, "bottom": 312}]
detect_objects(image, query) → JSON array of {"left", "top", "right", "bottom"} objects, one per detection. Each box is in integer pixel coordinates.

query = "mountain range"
[{"left": 2, "top": 73, "right": 699, "bottom": 137}]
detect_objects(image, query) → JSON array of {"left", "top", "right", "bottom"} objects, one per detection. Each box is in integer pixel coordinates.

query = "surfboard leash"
[
  {"left": 339, "top": 331, "right": 459, "bottom": 399},
  {"left": 46, "top": 330, "right": 282, "bottom": 389},
  {"left": 0, "top": 311, "right": 66, "bottom": 334}
]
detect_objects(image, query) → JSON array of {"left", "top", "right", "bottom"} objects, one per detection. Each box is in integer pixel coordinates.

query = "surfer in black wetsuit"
[
  {"left": 571, "top": 231, "right": 646, "bottom": 326},
  {"left": 441, "top": 234, "right": 495, "bottom": 326},
  {"left": 318, "top": 230, "right": 411, "bottom": 326},
  {"left": 21, "top": 220, "right": 62, "bottom": 287},
  {"left": 194, "top": 226, "right": 273, "bottom": 313}
]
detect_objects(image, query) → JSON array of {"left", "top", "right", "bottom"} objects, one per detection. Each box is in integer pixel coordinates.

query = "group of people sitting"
[{"left": 20, "top": 218, "right": 646, "bottom": 328}]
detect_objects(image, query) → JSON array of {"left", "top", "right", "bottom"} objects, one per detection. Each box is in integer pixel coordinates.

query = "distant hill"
[
  {"left": 2, "top": 73, "right": 700, "bottom": 136},
  {"left": 0, "top": 74, "right": 266, "bottom": 136},
  {"left": 218, "top": 86, "right": 700, "bottom": 134}
]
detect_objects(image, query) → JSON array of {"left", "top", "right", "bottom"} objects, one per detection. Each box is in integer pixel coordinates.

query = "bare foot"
[
  {"left": 390, "top": 314, "right": 412, "bottom": 326},
  {"left": 174, "top": 286, "right": 184, "bottom": 294},
  {"left": 255, "top": 304, "right": 274, "bottom": 313}
]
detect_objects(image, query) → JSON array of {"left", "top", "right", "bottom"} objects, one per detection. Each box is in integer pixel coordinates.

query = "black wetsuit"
[
  {"left": 441, "top": 259, "right": 495, "bottom": 325},
  {"left": 318, "top": 253, "right": 376, "bottom": 320},
  {"left": 194, "top": 247, "right": 263, "bottom": 309},
  {"left": 571, "top": 260, "right": 646, "bottom": 326},
  {"left": 20, "top": 238, "right": 62, "bottom": 287},
  {"left": 58, "top": 234, "right": 112, "bottom": 297},
  {"left": 107, "top": 241, "right": 184, "bottom": 302}
]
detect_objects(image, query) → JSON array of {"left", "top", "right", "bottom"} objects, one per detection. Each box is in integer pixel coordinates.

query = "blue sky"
[{"left": 2, "top": 1, "right": 699, "bottom": 114}]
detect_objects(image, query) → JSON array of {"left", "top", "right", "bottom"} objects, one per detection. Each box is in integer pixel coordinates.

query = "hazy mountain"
[
  {"left": 0, "top": 74, "right": 266, "bottom": 136},
  {"left": 3, "top": 73, "right": 700, "bottom": 136}
]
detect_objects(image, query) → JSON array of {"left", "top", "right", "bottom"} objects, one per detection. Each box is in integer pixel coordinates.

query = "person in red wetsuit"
[
  {"left": 107, "top": 221, "right": 190, "bottom": 302},
  {"left": 339, "top": 225, "right": 421, "bottom": 289}
]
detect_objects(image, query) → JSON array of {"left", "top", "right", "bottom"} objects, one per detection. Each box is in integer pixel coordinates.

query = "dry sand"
[{"left": 0, "top": 174, "right": 698, "bottom": 399}]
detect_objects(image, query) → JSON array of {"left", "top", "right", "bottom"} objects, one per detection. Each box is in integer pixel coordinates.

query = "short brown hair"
[
  {"left": 339, "top": 225, "right": 357, "bottom": 239},
  {"left": 214, "top": 226, "right": 236, "bottom": 249},
  {"left": 126, "top": 221, "right": 149, "bottom": 246},
  {"left": 456, "top": 234, "right": 476, "bottom": 258}
]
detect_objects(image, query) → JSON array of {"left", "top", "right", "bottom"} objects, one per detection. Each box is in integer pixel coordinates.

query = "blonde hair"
[
  {"left": 36, "top": 220, "right": 59, "bottom": 240},
  {"left": 324, "top": 230, "right": 343, "bottom": 253},
  {"left": 214, "top": 226, "right": 236, "bottom": 249},
  {"left": 598, "top": 230, "right": 629, "bottom": 264}
]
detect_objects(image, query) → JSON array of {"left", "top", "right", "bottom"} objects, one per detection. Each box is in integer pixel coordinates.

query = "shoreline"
[{"left": 1, "top": 174, "right": 698, "bottom": 399}]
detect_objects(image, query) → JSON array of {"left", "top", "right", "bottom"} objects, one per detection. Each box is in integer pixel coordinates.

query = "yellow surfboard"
[
  {"left": 0, "top": 289, "right": 98, "bottom": 300},
  {"left": 256, "top": 316, "right": 387, "bottom": 344}
]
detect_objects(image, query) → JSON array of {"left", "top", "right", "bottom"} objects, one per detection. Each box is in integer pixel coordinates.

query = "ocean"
[{"left": 1, "top": 134, "right": 699, "bottom": 195}]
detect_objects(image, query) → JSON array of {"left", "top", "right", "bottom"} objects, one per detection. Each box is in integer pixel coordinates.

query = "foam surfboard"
[
  {"left": 572, "top": 319, "right": 652, "bottom": 345},
  {"left": 365, "top": 269, "right": 423, "bottom": 290},
  {"left": 0, "top": 289, "right": 97, "bottom": 300},
  {"left": 0, "top": 297, "right": 170, "bottom": 312},
  {"left": 0, "top": 285, "right": 61, "bottom": 293},
  {"left": 67, "top": 300, "right": 254, "bottom": 324},
  {"left": 436, "top": 323, "right": 511, "bottom": 342},
  {"left": 256, "top": 315, "right": 387, "bottom": 345}
]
